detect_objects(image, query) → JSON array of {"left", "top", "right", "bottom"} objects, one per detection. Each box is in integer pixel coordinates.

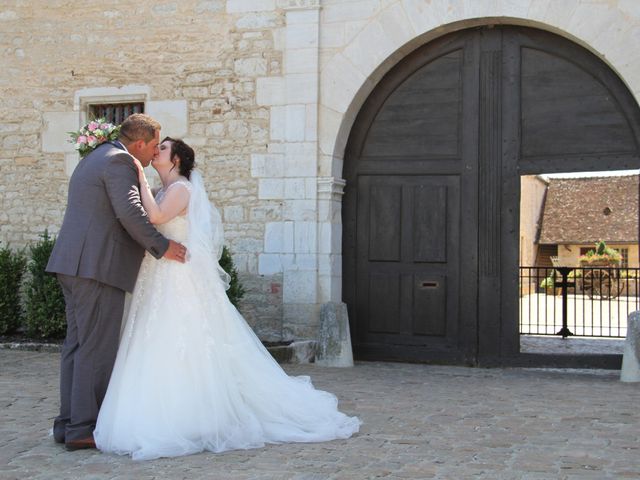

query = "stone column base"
[
  {"left": 621, "top": 311, "right": 640, "bottom": 382},
  {"left": 316, "top": 302, "right": 354, "bottom": 367}
]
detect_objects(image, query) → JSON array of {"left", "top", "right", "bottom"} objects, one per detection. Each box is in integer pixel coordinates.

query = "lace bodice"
[
  {"left": 154, "top": 179, "right": 191, "bottom": 243},
  {"left": 156, "top": 215, "right": 188, "bottom": 243}
]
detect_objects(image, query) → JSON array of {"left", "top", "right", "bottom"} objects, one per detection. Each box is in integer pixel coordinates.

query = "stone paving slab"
[
  {"left": 1, "top": 350, "right": 639, "bottom": 480},
  {"left": 520, "top": 335, "right": 624, "bottom": 355}
]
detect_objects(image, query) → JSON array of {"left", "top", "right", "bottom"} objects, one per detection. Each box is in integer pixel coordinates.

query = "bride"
[{"left": 93, "top": 138, "right": 360, "bottom": 460}]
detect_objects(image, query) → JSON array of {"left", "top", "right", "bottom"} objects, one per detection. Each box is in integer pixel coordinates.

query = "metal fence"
[{"left": 519, "top": 266, "right": 640, "bottom": 338}]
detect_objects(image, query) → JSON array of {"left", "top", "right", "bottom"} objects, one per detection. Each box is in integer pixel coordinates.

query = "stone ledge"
[
  {"left": 0, "top": 342, "right": 62, "bottom": 353},
  {"left": 267, "top": 340, "right": 317, "bottom": 364},
  {"left": 0, "top": 339, "right": 318, "bottom": 364}
]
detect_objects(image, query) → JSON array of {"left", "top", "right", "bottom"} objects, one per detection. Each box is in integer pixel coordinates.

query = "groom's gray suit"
[{"left": 46, "top": 140, "right": 169, "bottom": 443}]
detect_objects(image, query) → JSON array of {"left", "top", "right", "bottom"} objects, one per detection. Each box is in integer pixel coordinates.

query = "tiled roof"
[{"left": 538, "top": 175, "right": 639, "bottom": 244}]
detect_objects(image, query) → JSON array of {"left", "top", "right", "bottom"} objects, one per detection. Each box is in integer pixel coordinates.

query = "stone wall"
[
  {"left": 0, "top": 0, "right": 287, "bottom": 339},
  {"left": 520, "top": 176, "right": 548, "bottom": 267}
]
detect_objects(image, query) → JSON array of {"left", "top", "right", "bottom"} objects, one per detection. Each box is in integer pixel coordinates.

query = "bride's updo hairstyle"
[{"left": 164, "top": 137, "right": 196, "bottom": 180}]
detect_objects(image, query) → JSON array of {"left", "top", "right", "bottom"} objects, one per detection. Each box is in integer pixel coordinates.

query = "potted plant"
[{"left": 579, "top": 240, "right": 621, "bottom": 267}]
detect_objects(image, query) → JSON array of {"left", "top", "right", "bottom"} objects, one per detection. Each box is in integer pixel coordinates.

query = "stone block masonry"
[{"left": 0, "top": 1, "right": 287, "bottom": 339}]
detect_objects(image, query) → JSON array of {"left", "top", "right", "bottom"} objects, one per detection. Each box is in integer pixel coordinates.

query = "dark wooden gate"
[{"left": 343, "top": 26, "right": 640, "bottom": 365}]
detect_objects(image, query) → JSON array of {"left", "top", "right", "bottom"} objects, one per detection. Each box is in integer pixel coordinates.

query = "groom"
[{"left": 46, "top": 113, "right": 187, "bottom": 450}]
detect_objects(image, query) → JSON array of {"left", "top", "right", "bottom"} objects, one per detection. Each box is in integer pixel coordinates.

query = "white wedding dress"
[{"left": 94, "top": 173, "right": 360, "bottom": 460}]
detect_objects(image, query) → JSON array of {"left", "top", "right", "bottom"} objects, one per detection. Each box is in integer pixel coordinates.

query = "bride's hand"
[
  {"left": 132, "top": 157, "right": 147, "bottom": 184},
  {"left": 132, "top": 157, "right": 144, "bottom": 174}
]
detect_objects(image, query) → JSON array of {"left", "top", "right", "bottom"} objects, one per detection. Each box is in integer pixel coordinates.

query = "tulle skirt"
[{"left": 94, "top": 253, "right": 360, "bottom": 460}]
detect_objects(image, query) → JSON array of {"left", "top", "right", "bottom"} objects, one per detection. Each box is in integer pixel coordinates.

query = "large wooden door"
[
  {"left": 343, "top": 26, "right": 640, "bottom": 364},
  {"left": 343, "top": 33, "right": 479, "bottom": 363}
]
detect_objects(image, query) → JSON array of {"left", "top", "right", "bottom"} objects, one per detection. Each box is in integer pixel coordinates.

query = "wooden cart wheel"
[
  {"left": 593, "top": 270, "right": 613, "bottom": 299},
  {"left": 582, "top": 269, "right": 596, "bottom": 299},
  {"left": 581, "top": 267, "right": 623, "bottom": 299},
  {"left": 606, "top": 271, "right": 624, "bottom": 299},
  {"left": 583, "top": 269, "right": 612, "bottom": 299}
]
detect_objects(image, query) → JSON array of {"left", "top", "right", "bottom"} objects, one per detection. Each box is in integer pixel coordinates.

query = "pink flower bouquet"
[{"left": 68, "top": 118, "right": 120, "bottom": 158}]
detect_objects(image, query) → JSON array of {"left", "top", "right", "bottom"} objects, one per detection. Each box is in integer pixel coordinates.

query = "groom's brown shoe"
[{"left": 65, "top": 436, "right": 96, "bottom": 451}]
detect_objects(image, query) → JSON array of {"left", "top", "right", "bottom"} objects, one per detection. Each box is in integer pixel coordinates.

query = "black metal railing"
[{"left": 519, "top": 266, "right": 640, "bottom": 338}]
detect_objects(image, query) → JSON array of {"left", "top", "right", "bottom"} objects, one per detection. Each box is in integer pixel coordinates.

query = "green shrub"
[
  {"left": 219, "top": 246, "right": 245, "bottom": 308},
  {"left": 23, "top": 231, "right": 66, "bottom": 339},
  {"left": 0, "top": 243, "right": 27, "bottom": 335},
  {"left": 540, "top": 275, "right": 555, "bottom": 289},
  {"left": 19, "top": 235, "right": 245, "bottom": 338}
]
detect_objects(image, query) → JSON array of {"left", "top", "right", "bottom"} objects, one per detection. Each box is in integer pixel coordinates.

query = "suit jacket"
[{"left": 46, "top": 141, "right": 169, "bottom": 292}]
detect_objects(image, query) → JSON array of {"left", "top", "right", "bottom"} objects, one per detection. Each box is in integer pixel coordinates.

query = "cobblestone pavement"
[
  {"left": 1, "top": 350, "right": 639, "bottom": 480},
  {"left": 520, "top": 335, "right": 624, "bottom": 355}
]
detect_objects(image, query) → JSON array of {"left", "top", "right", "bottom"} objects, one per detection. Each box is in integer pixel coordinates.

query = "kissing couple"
[{"left": 46, "top": 113, "right": 360, "bottom": 460}]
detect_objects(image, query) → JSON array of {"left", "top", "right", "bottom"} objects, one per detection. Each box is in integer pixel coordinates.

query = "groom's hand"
[{"left": 164, "top": 240, "right": 187, "bottom": 263}]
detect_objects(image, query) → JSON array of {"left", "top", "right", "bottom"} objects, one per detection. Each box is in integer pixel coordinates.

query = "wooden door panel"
[
  {"left": 362, "top": 50, "right": 464, "bottom": 159},
  {"left": 356, "top": 175, "right": 459, "bottom": 347},
  {"left": 521, "top": 48, "right": 636, "bottom": 158},
  {"left": 412, "top": 185, "right": 447, "bottom": 263},
  {"left": 368, "top": 184, "right": 402, "bottom": 261},
  {"left": 368, "top": 273, "right": 400, "bottom": 334},
  {"left": 412, "top": 275, "right": 446, "bottom": 336}
]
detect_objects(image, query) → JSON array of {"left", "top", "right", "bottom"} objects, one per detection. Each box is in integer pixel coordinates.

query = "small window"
[
  {"left": 89, "top": 102, "right": 144, "bottom": 124},
  {"left": 618, "top": 248, "right": 629, "bottom": 268}
]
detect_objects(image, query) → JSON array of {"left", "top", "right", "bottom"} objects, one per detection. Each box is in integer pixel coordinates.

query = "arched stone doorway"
[{"left": 342, "top": 25, "right": 640, "bottom": 365}]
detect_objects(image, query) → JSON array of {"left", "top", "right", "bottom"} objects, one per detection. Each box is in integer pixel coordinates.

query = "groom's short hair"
[{"left": 118, "top": 114, "right": 161, "bottom": 144}]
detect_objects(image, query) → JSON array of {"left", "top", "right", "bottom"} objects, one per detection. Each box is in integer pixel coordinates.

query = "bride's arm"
[{"left": 134, "top": 159, "right": 190, "bottom": 225}]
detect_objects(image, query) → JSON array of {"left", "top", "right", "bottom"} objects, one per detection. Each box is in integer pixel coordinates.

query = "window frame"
[
  {"left": 88, "top": 102, "right": 145, "bottom": 125},
  {"left": 78, "top": 92, "right": 147, "bottom": 126}
]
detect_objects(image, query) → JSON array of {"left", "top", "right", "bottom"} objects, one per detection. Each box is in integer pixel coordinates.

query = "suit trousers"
[{"left": 53, "top": 274, "right": 124, "bottom": 443}]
